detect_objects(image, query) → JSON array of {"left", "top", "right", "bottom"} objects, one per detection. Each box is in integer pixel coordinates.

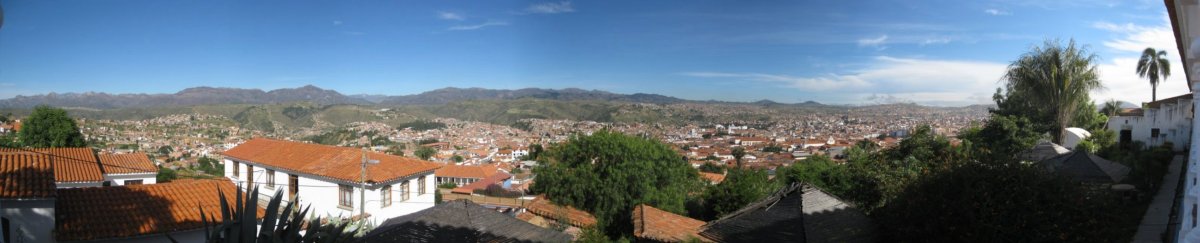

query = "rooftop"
[
  {"left": 0, "top": 147, "right": 104, "bottom": 183},
  {"left": 223, "top": 138, "right": 442, "bottom": 185},
  {"left": 632, "top": 204, "right": 708, "bottom": 242},
  {"left": 526, "top": 196, "right": 598, "bottom": 228},
  {"left": 361, "top": 199, "right": 571, "bottom": 243},
  {"left": 435, "top": 164, "right": 499, "bottom": 179},
  {"left": 0, "top": 151, "right": 55, "bottom": 199},
  {"left": 98, "top": 152, "right": 158, "bottom": 174},
  {"left": 54, "top": 179, "right": 258, "bottom": 241}
]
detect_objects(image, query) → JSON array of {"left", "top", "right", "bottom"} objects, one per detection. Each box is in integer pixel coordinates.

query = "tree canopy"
[
  {"left": 530, "top": 130, "right": 703, "bottom": 237},
  {"left": 414, "top": 146, "right": 437, "bottom": 161},
  {"left": 19, "top": 105, "right": 86, "bottom": 148},
  {"left": 998, "top": 39, "right": 1102, "bottom": 143}
]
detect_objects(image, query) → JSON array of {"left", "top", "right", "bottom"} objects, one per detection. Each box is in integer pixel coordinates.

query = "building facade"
[
  {"left": 1168, "top": 0, "right": 1200, "bottom": 241},
  {"left": 1107, "top": 94, "right": 1194, "bottom": 151},
  {"left": 223, "top": 138, "right": 441, "bottom": 225}
]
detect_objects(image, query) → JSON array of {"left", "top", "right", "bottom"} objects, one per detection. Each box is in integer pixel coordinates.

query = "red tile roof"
[
  {"left": 632, "top": 204, "right": 708, "bottom": 242},
  {"left": 55, "top": 179, "right": 262, "bottom": 241},
  {"left": 98, "top": 152, "right": 158, "bottom": 174},
  {"left": 223, "top": 138, "right": 442, "bottom": 185},
  {"left": 0, "top": 148, "right": 104, "bottom": 183},
  {"left": 0, "top": 151, "right": 56, "bottom": 199},
  {"left": 435, "top": 164, "right": 498, "bottom": 179},
  {"left": 526, "top": 196, "right": 597, "bottom": 228},
  {"left": 451, "top": 172, "right": 512, "bottom": 195},
  {"left": 700, "top": 172, "right": 725, "bottom": 184}
]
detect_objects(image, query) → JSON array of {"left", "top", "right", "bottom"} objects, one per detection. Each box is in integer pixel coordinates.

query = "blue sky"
[{"left": 0, "top": 0, "right": 1185, "bottom": 106}]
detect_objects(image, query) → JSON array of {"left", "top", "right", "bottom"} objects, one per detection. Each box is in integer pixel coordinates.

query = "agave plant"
[{"left": 170, "top": 186, "right": 358, "bottom": 243}]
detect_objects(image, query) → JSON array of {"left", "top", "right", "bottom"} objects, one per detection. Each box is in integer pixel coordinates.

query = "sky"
[{"left": 0, "top": 0, "right": 1187, "bottom": 106}]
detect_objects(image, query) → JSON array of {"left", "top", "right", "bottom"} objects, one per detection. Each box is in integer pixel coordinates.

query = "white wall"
[
  {"left": 104, "top": 173, "right": 157, "bottom": 186},
  {"left": 1106, "top": 98, "right": 1193, "bottom": 151},
  {"left": 223, "top": 158, "right": 435, "bottom": 225},
  {"left": 0, "top": 199, "right": 54, "bottom": 243}
]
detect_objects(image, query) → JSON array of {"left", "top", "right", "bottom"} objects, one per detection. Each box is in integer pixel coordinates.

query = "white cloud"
[
  {"left": 332, "top": 20, "right": 343, "bottom": 26},
  {"left": 682, "top": 56, "right": 1009, "bottom": 106},
  {"left": 920, "top": 37, "right": 952, "bottom": 45},
  {"left": 438, "top": 11, "right": 465, "bottom": 21},
  {"left": 526, "top": 2, "right": 575, "bottom": 14},
  {"left": 984, "top": 9, "right": 1011, "bottom": 16},
  {"left": 448, "top": 21, "right": 509, "bottom": 31},
  {"left": 857, "top": 35, "right": 888, "bottom": 47},
  {"left": 1090, "top": 15, "right": 1188, "bottom": 104}
]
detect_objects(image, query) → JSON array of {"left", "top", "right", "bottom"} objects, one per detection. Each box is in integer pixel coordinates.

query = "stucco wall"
[{"left": 1, "top": 199, "right": 55, "bottom": 243}]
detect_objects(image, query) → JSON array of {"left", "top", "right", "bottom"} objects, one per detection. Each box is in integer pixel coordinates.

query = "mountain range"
[{"left": 0, "top": 85, "right": 797, "bottom": 109}]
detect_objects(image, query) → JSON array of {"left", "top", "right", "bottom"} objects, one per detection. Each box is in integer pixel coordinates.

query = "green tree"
[
  {"left": 157, "top": 165, "right": 178, "bottom": 183},
  {"left": 702, "top": 168, "right": 773, "bottom": 219},
  {"left": 1100, "top": 99, "right": 1122, "bottom": 117},
  {"left": 999, "top": 39, "right": 1103, "bottom": 144},
  {"left": 957, "top": 115, "right": 1043, "bottom": 163},
  {"left": 414, "top": 146, "right": 437, "bottom": 160},
  {"left": 452, "top": 155, "right": 464, "bottom": 163},
  {"left": 731, "top": 147, "right": 746, "bottom": 167},
  {"left": 1136, "top": 47, "right": 1171, "bottom": 101},
  {"left": 698, "top": 162, "right": 724, "bottom": 174},
  {"left": 158, "top": 145, "right": 173, "bottom": 156},
  {"left": 18, "top": 106, "right": 86, "bottom": 148},
  {"left": 526, "top": 143, "right": 544, "bottom": 160},
  {"left": 531, "top": 130, "right": 703, "bottom": 237}
]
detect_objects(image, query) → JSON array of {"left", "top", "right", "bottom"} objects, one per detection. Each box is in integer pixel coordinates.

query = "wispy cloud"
[
  {"left": 332, "top": 20, "right": 343, "bottom": 26},
  {"left": 526, "top": 2, "right": 575, "bottom": 14},
  {"left": 681, "top": 56, "right": 1008, "bottom": 106},
  {"left": 448, "top": 21, "right": 509, "bottom": 31},
  {"left": 1090, "top": 14, "right": 1188, "bottom": 104},
  {"left": 857, "top": 35, "right": 888, "bottom": 46},
  {"left": 984, "top": 9, "right": 1011, "bottom": 16},
  {"left": 919, "top": 37, "right": 952, "bottom": 45},
  {"left": 438, "top": 11, "right": 465, "bottom": 21}
]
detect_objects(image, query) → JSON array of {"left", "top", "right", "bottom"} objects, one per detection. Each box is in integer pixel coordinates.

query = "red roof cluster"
[{"left": 223, "top": 138, "right": 442, "bottom": 184}]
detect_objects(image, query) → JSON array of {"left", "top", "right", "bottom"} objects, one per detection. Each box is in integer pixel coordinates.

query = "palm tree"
[
  {"left": 1100, "top": 99, "right": 1121, "bottom": 117},
  {"left": 1003, "top": 39, "right": 1103, "bottom": 144},
  {"left": 1136, "top": 47, "right": 1171, "bottom": 101},
  {"left": 731, "top": 147, "right": 746, "bottom": 168}
]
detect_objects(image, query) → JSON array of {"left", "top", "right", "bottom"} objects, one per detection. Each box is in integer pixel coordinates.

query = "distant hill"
[
  {"left": 378, "top": 87, "right": 686, "bottom": 105},
  {"left": 0, "top": 85, "right": 371, "bottom": 109}
]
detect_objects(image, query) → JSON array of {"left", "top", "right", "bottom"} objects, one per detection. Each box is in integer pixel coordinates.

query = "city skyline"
[{"left": 0, "top": 0, "right": 1186, "bottom": 106}]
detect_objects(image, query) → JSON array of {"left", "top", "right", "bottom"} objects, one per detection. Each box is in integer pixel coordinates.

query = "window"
[
  {"left": 3, "top": 217, "right": 11, "bottom": 243},
  {"left": 339, "top": 185, "right": 353, "bottom": 208},
  {"left": 418, "top": 176, "right": 426, "bottom": 195},
  {"left": 124, "top": 180, "right": 143, "bottom": 185},
  {"left": 400, "top": 180, "right": 410, "bottom": 201},
  {"left": 289, "top": 174, "right": 299, "bottom": 199},
  {"left": 1152, "top": 128, "right": 1161, "bottom": 138},
  {"left": 266, "top": 169, "right": 275, "bottom": 188},
  {"left": 381, "top": 185, "right": 392, "bottom": 207},
  {"left": 247, "top": 165, "right": 254, "bottom": 187},
  {"left": 233, "top": 162, "right": 239, "bottom": 178}
]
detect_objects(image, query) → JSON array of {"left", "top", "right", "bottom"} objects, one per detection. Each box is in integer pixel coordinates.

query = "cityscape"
[{"left": 3, "top": 1, "right": 1200, "bottom": 243}]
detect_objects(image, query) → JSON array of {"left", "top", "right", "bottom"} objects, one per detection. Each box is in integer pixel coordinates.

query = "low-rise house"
[
  {"left": 0, "top": 151, "right": 57, "bottom": 243},
  {"left": 517, "top": 196, "right": 598, "bottom": 238},
  {"left": 435, "top": 164, "right": 499, "bottom": 187},
  {"left": 450, "top": 172, "right": 513, "bottom": 195},
  {"left": 222, "top": 138, "right": 442, "bottom": 225},
  {"left": 1107, "top": 93, "right": 1193, "bottom": 151},
  {"left": 97, "top": 152, "right": 158, "bottom": 186},
  {"left": 360, "top": 199, "right": 570, "bottom": 242},
  {"left": 54, "top": 179, "right": 255, "bottom": 242}
]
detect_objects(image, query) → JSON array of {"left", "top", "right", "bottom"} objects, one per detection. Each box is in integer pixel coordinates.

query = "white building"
[
  {"left": 222, "top": 138, "right": 442, "bottom": 225},
  {"left": 1168, "top": 0, "right": 1200, "bottom": 241},
  {"left": 97, "top": 152, "right": 158, "bottom": 186},
  {"left": 0, "top": 152, "right": 56, "bottom": 243},
  {"left": 1107, "top": 93, "right": 1194, "bottom": 151}
]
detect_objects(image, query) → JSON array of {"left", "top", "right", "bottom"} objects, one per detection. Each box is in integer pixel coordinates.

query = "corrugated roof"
[
  {"left": 98, "top": 152, "right": 158, "bottom": 174},
  {"left": 0, "top": 151, "right": 56, "bottom": 199},
  {"left": 361, "top": 199, "right": 571, "bottom": 243},
  {"left": 632, "top": 204, "right": 708, "bottom": 242},
  {"left": 54, "top": 179, "right": 261, "bottom": 241},
  {"left": 223, "top": 138, "right": 442, "bottom": 185}
]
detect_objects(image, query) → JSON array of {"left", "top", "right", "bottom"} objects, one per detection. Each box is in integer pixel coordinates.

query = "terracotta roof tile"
[
  {"left": 435, "top": 164, "right": 498, "bottom": 179},
  {"left": 526, "top": 196, "right": 597, "bottom": 228},
  {"left": 223, "top": 138, "right": 442, "bottom": 184},
  {"left": 55, "top": 179, "right": 261, "bottom": 241},
  {"left": 0, "top": 148, "right": 104, "bottom": 183},
  {"left": 699, "top": 172, "right": 725, "bottom": 184},
  {"left": 451, "top": 172, "right": 512, "bottom": 194},
  {"left": 0, "top": 151, "right": 56, "bottom": 198},
  {"left": 633, "top": 204, "right": 708, "bottom": 242},
  {"left": 98, "top": 152, "right": 158, "bottom": 174}
]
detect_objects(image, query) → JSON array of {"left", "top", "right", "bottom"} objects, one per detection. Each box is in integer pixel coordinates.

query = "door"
[
  {"left": 1120, "top": 129, "right": 1132, "bottom": 148},
  {"left": 289, "top": 174, "right": 299, "bottom": 199}
]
